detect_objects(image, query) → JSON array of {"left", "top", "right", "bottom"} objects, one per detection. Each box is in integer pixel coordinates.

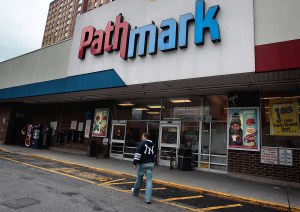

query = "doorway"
[
  {"left": 158, "top": 121, "right": 180, "bottom": 166},
  {"left": 110, "top": 121, "right": 127, "bottom": 159},
  {"left": 110, "top": 120, "right": 160, "bottom": 160}
]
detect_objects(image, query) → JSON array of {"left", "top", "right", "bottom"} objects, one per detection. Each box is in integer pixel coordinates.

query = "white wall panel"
[
  {"left": 254, "top": 0, "right": 300, "bottom": 45},
  {"left": 0, "top": 40, "right": 71, "bottom": 89}
]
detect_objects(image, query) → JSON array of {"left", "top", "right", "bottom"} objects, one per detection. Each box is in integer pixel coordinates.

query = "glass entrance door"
[
  {"left": 199, "top": 121, "right": 227, "bottom": 173},
  {"left": 110, "top": 121, "right": 126, "bottom": 159},
  {"left": 158, "top": 122, "right": 180, "bottom": 166}
]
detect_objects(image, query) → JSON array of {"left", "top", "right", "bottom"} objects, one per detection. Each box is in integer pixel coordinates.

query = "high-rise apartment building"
[
  {"left": 81, "top": 0, "right": 114, "bottom": 13},
  {"left": 42, "top": 0, "right": 114, "bottom": 48}
]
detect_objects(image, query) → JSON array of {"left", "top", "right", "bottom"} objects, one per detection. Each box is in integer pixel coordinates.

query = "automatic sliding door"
[
  {"left": 159, "top": 122, "right": 180, "bottom": 166},
  {"left": 200, "top": 122, "right": 210, "bottom": 169},
  {"left": 210, "top": 122, "right": 227, "bottom": 172},
  {"left": 123, "top": 121, "right": 147, "bottom": 161},
  {"left": 199, "top": 121, "right": 227, "bottom": 172}
]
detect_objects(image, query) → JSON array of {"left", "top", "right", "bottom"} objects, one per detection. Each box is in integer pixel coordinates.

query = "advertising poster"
[
  {"left": 50, "top": 121, "right": 57, "bottom": 136},
  {"left": 70, "top": 120, "right": 77, "bottom": 130},
  {"left": 78, "top": 122, "right": 84, "bottom": 131},
  {"left": 269, "top": 98, "right": 299, "bottom": 136},
  {"left": 84, "top": 120, "right": 91, "bottom": 138},
  {"left": 92, "top": 108, "right": 109, "bottom": 137},
  {"left": 228, "top": 107, "right": 260, "bottom": 151}
]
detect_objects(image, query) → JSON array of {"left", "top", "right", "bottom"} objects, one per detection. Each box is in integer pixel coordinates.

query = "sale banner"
[{"left": 270, "top": 98, "right": 299, "bottom": 136}]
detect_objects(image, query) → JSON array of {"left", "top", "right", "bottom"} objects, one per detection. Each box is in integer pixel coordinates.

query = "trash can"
[
  {"left": 96, "top": 141, "right": 110, "bottom": 158},
  {"left": 177, "top": 148, "right": 192, "bottom": 171},
  {"left": 88, "top": 140, "right": 97, "bottom": 157}
]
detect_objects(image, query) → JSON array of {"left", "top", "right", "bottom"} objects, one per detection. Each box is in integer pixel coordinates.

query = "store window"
[
  {"left": 162, "top": 95, "right": 227, "bottom": 122},
  {"left": 180, "top": 121, "right": 200, "bottom": 166},
  {"left": 114, "top": 98, "right": 162, "bottom": 120},
  {"left": 162, "top": 96, "right": 202, "bottom": 121},
  {"left": 261, "top": 91, "right": 300, "bottom": 148}
]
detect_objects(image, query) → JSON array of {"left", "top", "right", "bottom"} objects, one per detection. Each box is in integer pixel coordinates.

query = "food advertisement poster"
[
  {"left": 228, "top": 107, "right": 260, "bottom": 151},
  {"left": 269, "top": 98, "right": 299, "bottom": 136},
  {"left": 92, "top": 108, "right": 109, "bottom": 137}
]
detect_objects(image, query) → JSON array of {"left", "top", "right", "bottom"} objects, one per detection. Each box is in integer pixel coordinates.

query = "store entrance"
[
  {"left": 110, "top": 120, "right": 160, "bottom": 161},
  {"left": 110, "top": 121, "right": 127, "bottom": 159},
  {"left": 158, "top": 121, "right": 180, "bottom": 166},
  {"left": 198, "top": 121, "right": 227, "bottom": 173}
]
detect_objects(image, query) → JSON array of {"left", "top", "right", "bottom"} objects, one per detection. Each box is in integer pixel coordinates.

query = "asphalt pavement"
[{"left": 0, "top": 144, "right": 299, "bottom": 211}]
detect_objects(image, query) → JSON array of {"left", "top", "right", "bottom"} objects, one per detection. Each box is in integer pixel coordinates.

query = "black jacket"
[{"left": 133, "top": 140, "right": 156, "bottom": 165}]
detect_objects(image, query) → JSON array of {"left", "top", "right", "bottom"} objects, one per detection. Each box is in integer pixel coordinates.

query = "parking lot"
[{"left": 1, "top": 149, "right": 294, "bottom": 211}]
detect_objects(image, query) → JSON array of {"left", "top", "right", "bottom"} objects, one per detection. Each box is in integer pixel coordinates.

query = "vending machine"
[
  {"left": 31, "top": 124, "right": 43, "bottom": 149},
  {"left": 41, "top": 125, "right": 50, "bottom": 149},
  {"left": 24, "top": 124, "right": 33, "bottom": 147}
]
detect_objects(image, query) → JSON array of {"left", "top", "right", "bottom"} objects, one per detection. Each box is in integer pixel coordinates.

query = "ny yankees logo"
[{"left": 144, "top": 144, "right": 154, "bottom": 155}]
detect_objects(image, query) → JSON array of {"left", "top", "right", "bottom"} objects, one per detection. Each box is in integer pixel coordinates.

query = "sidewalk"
[{"left": 1, "top": 144, "right": 300, "bottom": 209}]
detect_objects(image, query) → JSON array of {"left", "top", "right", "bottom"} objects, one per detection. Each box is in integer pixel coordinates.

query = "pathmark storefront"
[{"left": 0, "top": 0, "right": 299, "bottom": 185}]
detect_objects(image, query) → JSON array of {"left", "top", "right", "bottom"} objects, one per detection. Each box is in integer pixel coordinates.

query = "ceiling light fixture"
[
  {"left": 147, "top": 112, "right": 160, "bottom": 115},
  {"left": 169, "top": 98, "right": 192, "bottom": 103},
  {"left": 118, "top": 102, "right": 135, "bottom": 106},
  {"left": 147, "top": 105, "right": 164, "bottom": 109},
  {"left": 134, "top": 108, "right": 149, "bottom": 111}
]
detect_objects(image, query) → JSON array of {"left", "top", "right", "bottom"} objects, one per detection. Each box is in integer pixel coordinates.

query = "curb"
[{"left": 1, "top": 147, "right": 299, "bottom": 211}]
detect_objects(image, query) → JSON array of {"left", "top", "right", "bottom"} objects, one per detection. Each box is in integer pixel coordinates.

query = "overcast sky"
[{"left": 0, "top": 0, "right": 53, "bottom": 62}]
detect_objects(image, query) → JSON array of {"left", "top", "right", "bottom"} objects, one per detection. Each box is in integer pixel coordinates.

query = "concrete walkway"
[{"left": 1, "top": 144, "right": 300, "bottom": 210}]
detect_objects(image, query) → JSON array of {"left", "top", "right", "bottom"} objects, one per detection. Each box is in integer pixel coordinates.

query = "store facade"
[{"left": 0, "top": 0, "right": 299, "bottom": 184}]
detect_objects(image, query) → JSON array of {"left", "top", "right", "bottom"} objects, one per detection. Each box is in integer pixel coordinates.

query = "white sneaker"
[{"left": 132, "top": 188, "right": 139, "bottom": 196}]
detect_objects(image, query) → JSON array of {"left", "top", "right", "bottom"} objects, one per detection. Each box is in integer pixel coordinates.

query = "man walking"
[{"left": 132, "top": 132, "right": 156, "bottom": 204}]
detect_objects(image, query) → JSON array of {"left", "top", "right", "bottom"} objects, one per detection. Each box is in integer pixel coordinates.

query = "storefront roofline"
[
  {"left": 0, "top": 69, "right": 126, "bottom": 101},
  {"left": 1, "top": 70, "right": 299, "bottom": 104}
]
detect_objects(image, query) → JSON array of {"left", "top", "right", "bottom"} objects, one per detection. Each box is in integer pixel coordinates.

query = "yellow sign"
[
  {"left": 270, "top": 98, "right": 299, "bottom": 136},
  {"left": 200, "top": 163, "right": 209, "bottom": 169}
]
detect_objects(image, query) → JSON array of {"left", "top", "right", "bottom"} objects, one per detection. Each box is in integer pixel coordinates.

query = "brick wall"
[
  {"left": 228, "top": 149, "right": 300, "bottom": 183},
  {"left": 0, "top": 107, "right": 11, "bottom": 144}
]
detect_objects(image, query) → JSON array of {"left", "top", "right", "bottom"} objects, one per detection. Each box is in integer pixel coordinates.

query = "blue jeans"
[{"left": 133, "top": 162, "right": 154, "bottom": 201}]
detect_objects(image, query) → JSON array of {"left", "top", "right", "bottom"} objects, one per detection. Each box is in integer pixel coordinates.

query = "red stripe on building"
[{"left": 255, "top": 39, "right": 300, "bottom": 73}]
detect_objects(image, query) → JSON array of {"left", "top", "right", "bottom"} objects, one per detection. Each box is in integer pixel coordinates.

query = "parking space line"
[
  {"left": 0, "top": 156, "right": 98, "bottom": 185},
  {"left": 198, "top": 204, "right": 243, "bottom": 211},
  {"left": 161, "top": 201, "right": 198, "bottom": 211},
  {"left": 50, "top": 168, "right": 75, "bottom": 171},
  {"left": 6, "top": 157, "right": 36, "bottom": 160},
  {"left": 101, "top": 184, "right": 133, "bottom": 194},
  {"left": 106, "top": 181, "right": 136, "bottom": 185},
  {"left": 103, "top": 178, "right": 127, "bottom": 185},
  {"left": 161, "top": 195, "right": 203, "bottom": 202},
  {"left": 126, "top": 188, "right": 167, "bottom": 192},
  {"left": 142, "top": 187, "right": 167, "bottom": 191},
  {"left": 30, "top": 162, "right": 56, "bottom": 165}
]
